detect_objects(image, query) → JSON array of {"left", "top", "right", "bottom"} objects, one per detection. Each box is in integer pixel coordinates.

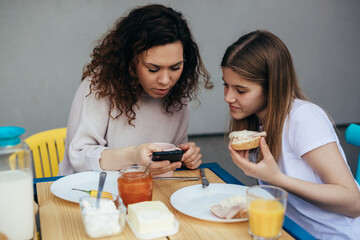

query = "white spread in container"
[{"left": 80, "top": 198, "right": 124, "bottom": 238}]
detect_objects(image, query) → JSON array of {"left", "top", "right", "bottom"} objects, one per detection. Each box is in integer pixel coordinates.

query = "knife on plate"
[{"left": 200, "top": 169, "right": 209, "bottom": 188}]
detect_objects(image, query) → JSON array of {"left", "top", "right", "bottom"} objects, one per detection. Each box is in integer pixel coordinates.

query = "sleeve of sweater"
[{"left": 65, "top": 79, "right": 110, "bottom": 172}]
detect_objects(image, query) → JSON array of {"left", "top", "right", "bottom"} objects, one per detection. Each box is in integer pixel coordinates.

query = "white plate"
[
  {"left": 126, "top": 216, "right": 179, "bottom": 239},
  {"left": 170, "top": 183, "right": 250, "bottom": 223},
  {"left": 50, "top": 171, "right": 119, "bottom": 203}
]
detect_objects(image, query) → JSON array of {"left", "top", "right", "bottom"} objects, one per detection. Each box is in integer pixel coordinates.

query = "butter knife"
[
  {"left": 200, "top": 168, "right": 209, "bottom": 188},
  {"left": 154, "top": 177, "right": 200, "bottom": 181}
]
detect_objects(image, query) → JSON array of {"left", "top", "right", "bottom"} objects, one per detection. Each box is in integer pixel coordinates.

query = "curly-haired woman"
[{"left": 58, "top": 4, "right": 212, "bottom": 176}]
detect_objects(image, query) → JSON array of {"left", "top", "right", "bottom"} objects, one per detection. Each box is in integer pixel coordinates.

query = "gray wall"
[{"left": 1, "top": 0, "right": 360, "bottom": 137}]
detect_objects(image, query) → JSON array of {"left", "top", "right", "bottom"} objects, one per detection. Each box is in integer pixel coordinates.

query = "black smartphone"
[{"left": 152, "top": 150, "right": 184, "bottom": 162}]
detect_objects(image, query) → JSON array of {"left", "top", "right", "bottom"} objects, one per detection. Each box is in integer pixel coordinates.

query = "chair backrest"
[
  {"left": 25, "top": 128, "right": 67, "bottom": 178},
  {"left": 345, "top": 124, "right": 360, "bottom": 184}
]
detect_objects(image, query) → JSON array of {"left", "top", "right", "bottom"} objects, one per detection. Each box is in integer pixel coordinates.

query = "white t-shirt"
[
  {"left": 260, "top": 99, "right": 360, "bottom": 239},
  {"left": 58, "top": 78, "right": 189, "bottom": 175}
]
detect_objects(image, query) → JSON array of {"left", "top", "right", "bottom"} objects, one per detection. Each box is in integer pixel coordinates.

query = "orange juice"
[{"left": 248, "top": 199, "right": 285, "bottom": 238}]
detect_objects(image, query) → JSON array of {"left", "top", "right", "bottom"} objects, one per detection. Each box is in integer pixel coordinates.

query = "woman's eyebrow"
[
  {"left": 144, "top": 60, "right": 184, "bottom": 68},
  {"left": 170, "top": 61, "right": 184, "bottom": 67},
  {"left": 222, "top": 77, "right": 248, "bottom": 89}
]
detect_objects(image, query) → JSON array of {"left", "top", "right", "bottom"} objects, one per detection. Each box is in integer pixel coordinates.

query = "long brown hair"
[
  {"left": 82, "top": 4, "right": 212, "bottom": 125},
  {"left": 221, "top": 30, "right": 306, "bottom": 161}
]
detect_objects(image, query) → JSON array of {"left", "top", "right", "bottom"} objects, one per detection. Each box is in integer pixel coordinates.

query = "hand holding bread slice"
[{"left": 229, "top": 130, "right": 267, "bottom": 150}]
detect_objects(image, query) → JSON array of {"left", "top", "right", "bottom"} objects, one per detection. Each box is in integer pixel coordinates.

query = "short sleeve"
[{"left": 287, "top": 103, "right": 337, "bottom": 158}]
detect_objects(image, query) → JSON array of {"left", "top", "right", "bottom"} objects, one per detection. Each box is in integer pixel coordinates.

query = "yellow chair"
[{"left": 25, "top": 128, "right": 67, "bottom": 178}]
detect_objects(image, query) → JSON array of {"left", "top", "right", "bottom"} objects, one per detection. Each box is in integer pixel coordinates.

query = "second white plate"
[{"left": 170, "top": 183, "right": 249, "bottom": 223}]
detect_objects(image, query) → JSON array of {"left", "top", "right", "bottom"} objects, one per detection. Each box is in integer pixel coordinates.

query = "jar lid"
[{"left": 0, "top": 126, "right": 26, "bottom": 147}]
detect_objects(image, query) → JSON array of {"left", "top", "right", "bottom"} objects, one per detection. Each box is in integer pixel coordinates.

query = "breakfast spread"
[
  {"left": 210, "top": 195, "right": 248, "bottom": 219},
  {"left": 118, "top": 165, "right": 153, "bottom": 207},
  {"left": 80, "top": 197, "right": 125, "bottom": 238},
  {"left": 127, "top": 201, "right": 175, "bottom": 234}
]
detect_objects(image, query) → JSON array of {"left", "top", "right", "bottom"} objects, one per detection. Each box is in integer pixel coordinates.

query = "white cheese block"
[{"left": 127, "top": 201, "right": 175, "bottom": 234}]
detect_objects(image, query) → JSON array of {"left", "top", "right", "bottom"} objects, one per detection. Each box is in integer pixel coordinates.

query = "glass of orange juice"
[
  {"left": 117, "top": 165, "right": 153, "bottom": 207},
  {"left": 246, "top": 185, "right": 288, "bottom": 240}
]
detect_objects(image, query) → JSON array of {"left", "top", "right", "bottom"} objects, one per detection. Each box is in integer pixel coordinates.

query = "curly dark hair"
[{"left": 82, "top": 4, "right": 212, "bottom": 126}]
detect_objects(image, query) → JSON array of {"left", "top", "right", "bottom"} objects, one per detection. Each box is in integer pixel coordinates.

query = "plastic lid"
[{"left": 0, "top": 126, "right": 26, "bottom": 147}]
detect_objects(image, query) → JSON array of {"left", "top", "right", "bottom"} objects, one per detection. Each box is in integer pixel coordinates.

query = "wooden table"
[{"left": 35, "top": 163, "right": 310, "bottom": 240}]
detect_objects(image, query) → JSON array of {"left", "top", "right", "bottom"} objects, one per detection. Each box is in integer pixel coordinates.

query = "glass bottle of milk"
[{"left": 0, "top": 126, "right": 34, "bottom": 240}]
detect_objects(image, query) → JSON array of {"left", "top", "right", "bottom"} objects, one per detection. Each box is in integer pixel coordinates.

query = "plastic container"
[
  {"left": 79, "top": 194, "right": 126, "bottom": 238},
  {"left": 0, "top": 126, "right": 34, "bottom": 239}
]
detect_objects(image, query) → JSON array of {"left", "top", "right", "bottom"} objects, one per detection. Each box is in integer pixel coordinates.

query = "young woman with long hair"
[{"left": 221, "top": 30, "right": 360, "bottom": 239}]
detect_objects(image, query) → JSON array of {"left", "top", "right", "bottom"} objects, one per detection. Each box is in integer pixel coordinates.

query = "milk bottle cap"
[{"left": 0, "top": 126, "right": 25, "bottom": 147}]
